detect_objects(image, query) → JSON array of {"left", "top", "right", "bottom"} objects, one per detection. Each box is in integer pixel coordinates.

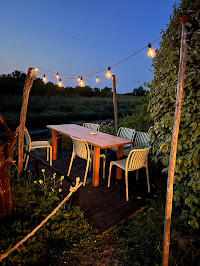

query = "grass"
[{"left": 0, "top": 94, "right": 142, "bottom": 129}]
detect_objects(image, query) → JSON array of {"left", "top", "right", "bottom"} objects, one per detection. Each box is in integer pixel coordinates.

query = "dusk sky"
[{"left": 1, "top": 0, "right": 180, "bottom": 93}]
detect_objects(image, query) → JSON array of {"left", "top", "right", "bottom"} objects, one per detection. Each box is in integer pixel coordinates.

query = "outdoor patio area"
[{"left": 26, "top": 144, "right": 151, "bottom": 234}]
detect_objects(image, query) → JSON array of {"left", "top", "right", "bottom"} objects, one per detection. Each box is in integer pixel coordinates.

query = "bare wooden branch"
[
  {"left": 112, "top": 75, "right": 119, "bottom": 134},
  {"left": 18, "top": 68, "right": 37, "bottom": 174},
  {"left": 162, "top": 15, "right": 191, "bottom": 266}
]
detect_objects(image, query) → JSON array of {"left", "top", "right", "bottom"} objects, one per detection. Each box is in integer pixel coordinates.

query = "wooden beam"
[
  {"left": 112, "top": 75, "right": 119, "bottom": 134},
  {"left": 162, "top": 15, "right": 191, "bottom": 266}
]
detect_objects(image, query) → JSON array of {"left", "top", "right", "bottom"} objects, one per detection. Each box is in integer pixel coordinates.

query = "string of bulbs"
[{"left": 35, "top": 21, "right": 181, "bottom": 88}]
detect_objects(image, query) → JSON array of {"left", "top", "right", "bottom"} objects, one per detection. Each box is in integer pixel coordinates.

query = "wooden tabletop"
[{"left": 47, "top": 124, "right": 132, "bottom": 149}]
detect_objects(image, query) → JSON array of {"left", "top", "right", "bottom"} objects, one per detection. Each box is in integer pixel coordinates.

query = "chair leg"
[
  {"left": 67, "top": 153, "right": 75, "bottom": 176},
  {"left": 136, "top": 170, "right": 138, "bottom": 180},
  {"left": 125, "top": 170, "right": 129, "bottom": 201},
  {"left": 83, "top": 158, "right": 90, "bottom": 186},
  {"left": 24, "top": 154, "right": 29, "bottom": 170},
  {"left": 146, "top": 166, "right": 150, "bottom": 193},
  {"left": 103, "top": 157, "right": 106, "bottom": 179},
  {"left": 107, "top": 163, "right": 113, "bottom": 187},
  {"left": 49, "top": 147, "right": 52, "bottom": 166},
  {"left": 47, "top": 147, "right": 49, "bottom": 162},
  {"left": 89, "top": 159, "right": 92, "bottom": 171}
]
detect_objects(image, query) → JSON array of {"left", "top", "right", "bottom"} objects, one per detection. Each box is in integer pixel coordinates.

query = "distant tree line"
[{"left": 0, "top": 70, "right": 147, "bottom": 97}]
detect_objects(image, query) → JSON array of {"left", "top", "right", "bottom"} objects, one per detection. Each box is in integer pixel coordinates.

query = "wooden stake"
[
  {"left": 112, "top": 75, "right": 119, "bottom": 134},
  {"left": 162, "top": 15, "right": 191, "bottom": 266},
  {"left": 18, "top": 68, "right": 37, "bottom": 174}
]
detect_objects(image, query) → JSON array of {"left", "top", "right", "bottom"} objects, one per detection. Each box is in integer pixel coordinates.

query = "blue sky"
[{"left": 0, "top": 0, "right": 180, "bottom": 93}]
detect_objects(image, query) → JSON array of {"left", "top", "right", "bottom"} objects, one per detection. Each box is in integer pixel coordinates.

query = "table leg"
[
  {"left": 52, "top": 130, "right": 57, "bottom": 160},
  {"left": 116, "top": 145, "right": 123, "bottom": 179},
  {"left": 92, "top": 147, "right": 100, "bottom": 187}
]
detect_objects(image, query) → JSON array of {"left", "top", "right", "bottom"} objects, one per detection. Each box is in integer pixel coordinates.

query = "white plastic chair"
[
  {"left": 111, "top": 127, "right": 136, "bottom": 156},
  {"left": 24, "top": 128, "right": 52, "bottom": 170},
  {"left": 67, "top": 136, "right": 106, "bottom": 186},
  {"left": 133, "top": 131, "right": 150, "bottom": 149},
  {"left": 83, "top": 123, "right": 100, "bottom": 131},
  {"left": 108, "top": 147, "right": 150, "bottom": 201}
]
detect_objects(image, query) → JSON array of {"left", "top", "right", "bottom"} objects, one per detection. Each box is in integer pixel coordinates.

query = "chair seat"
[
  {"left": 31, "top": 140, "right": 51, "bottom": 149},
  {"left": 111, "top": 158, "right": 127, "bottom": 170}
]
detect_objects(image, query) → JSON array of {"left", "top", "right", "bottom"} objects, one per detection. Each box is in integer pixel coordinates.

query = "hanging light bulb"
[
  {"left": 148, "top": 43, "right": 156, "bottom": 58},
  {"left": 77, "top": 76, "right": 81, "bottom": 82},
  {"left": 79, "top": 77, "right": 85, "bottom": 87},
  {"left": 58, "top": 78, "right": 63, "bottom": 87},
  {"left": 34, "top": 68, "right": 39, "bottom": 73},
  {"left": 56, "top": 73, "right": 59, "bottom": 79},
  {"left": 106, "top": 67, "right": 112, "bottom": 78},
  {"left": 43, "top": 75, "right": 47, "bottom": 83},
  {"left": 96, "top": 77, "right": 99, "bottom": 83}
]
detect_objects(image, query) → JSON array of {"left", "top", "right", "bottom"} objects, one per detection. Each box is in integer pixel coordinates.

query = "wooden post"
[
  {"left": 162, "top": 15, "right": 191, "bottom": 266},
  {"left": 18, "top": 68, "right": 38, "bottom": 174},
  {"left": 112, "top": 75, "right": 119, "bottom": 134}
]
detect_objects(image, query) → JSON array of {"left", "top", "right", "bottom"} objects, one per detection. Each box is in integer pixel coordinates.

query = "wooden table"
[{"left": 47, "top": 124, "right": 133, "bottom": 187}]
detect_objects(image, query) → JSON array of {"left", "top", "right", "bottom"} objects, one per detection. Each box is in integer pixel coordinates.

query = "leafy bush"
[
  {"left": 149, "top": 0, "right": 200, "bottom": 228},
  {"left": 0, "top": 168, "right": 97, "bottom": 265}
]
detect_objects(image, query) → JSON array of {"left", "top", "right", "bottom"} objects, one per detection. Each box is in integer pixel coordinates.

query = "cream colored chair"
[
  {"left": 108, "top": 147, "right": 150, "bottom": 201},
  {"left": 111, "top": 127, "right": 136, "bottom": 156},
  {"left": 133, "top": 131, "right": 150, "bottom": 149},
  {"left": 83, "top": 123, "right": 100, "bottom": 131},
  {"left": 67, "top": 136, "right": 106, "bottom": 186},
  {"left": 24, "top": 128, "right": 52, "bottom": 170}
]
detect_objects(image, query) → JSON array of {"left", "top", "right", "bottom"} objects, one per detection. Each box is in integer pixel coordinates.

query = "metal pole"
[{"left": 162, "top": 15, "right": 191, "bottom": 266}]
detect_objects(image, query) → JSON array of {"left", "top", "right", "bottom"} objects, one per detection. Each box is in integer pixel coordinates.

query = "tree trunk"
[{"left": 0, "top": 115, "right": 20, "bottom": 216}]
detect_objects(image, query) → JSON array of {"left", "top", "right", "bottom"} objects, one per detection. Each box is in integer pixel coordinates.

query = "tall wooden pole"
[
  {"left": 18, "top": 68, "right": 38, "bottom": 174},
  {"left": 112, "top": 75, "right": 119, "bottom": 134},
  {"left": 162, "top": 15, "right": 191, "bottom": 266}
]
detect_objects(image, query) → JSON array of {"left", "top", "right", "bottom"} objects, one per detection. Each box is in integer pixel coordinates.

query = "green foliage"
[
  {"left": 0, "top": 168, "right": 96, "bottom": 265},
  {"left": 99, "top": 121, "right": 116, "bottom": 135},
  {"left": 149, "top": 0, "right": 200, "bottom": 228},
  {"left": 133, "top": 85, "right": 146, "bottom": 96},
  {"left": 119, "top": 95, "right": 152, "bottom": 132},
  {"left": 0, "top": 94, "right": 140, "bottom": 129}
]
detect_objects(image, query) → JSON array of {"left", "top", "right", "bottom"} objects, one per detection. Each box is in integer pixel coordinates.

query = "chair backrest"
[
  {"left": 126, "top": 148, "right": 150, "bottom": 171},
  {"left": 24, "top": 127, "right": 31, "bottom": 148},
  {"left": 70, "top": 136, "right": 90, "bottom": 160},
  {"left": 83, "top": 123, "right": 100, "bottom": 131},
  {"left": 117, "top": 127, "right": 136, "bottom": 148},
  {"left": 133, "top": 131, "right": 150, "bottom": 149}
]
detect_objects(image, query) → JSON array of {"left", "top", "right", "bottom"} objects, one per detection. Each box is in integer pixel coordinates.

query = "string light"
[
  {"left": 148, "top": 43, "right": 156, "bottom": 58},
  {"left": 106, "top": 67, "right": 112, "bottom": 78},
  {"left": 58, "top": 79, "right": 63, "bottom": 87},
  {"left": 56, "top": 73, "right": 59, "bottom": 79},
  {"left": 34, "top": 68, "right": 39, "bottom": 73},
  {"left": 43, "top": 75, "right": 47, "bottom": 83},
  {"left": 77, "top": 76, "right": 81, "bottom": 82},
  {"left": 79, "top": 77, "right": 85, "bottom": 87},
  {"left": 96, "top": 77, "right": 99, "bottom": 83}
]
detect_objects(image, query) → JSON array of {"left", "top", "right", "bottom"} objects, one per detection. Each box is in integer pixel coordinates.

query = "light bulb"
[
  {"left": 148, "top": 44, "right": 156, "bottom": 58},
  {"left": 96, "top": 77, "right": 99, "bottom": 83},
  {"left": 43, "top": 75, "right": 47, "bottom": 83},
  {"left": 34, "top": 68, "right": 39, "bottom": 73},
  {"left": 58, "top": 79, "right": 63, "bottom": 87},
  {"left": 56, "top": 73, "right": 59, "bottom": 79},
  {"left": 77, "top": 76, "right": 81, "bottom": 82},
  {"left": 80, "top": 77, "right": 84, "bottom": 87},
  {"left": 106, "top": 67, "right": 112, "bottom": 78}
]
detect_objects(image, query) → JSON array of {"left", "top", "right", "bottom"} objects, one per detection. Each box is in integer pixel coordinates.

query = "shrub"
[{"left": 149, "top": 0, "right": 200, "bottom": 228}]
